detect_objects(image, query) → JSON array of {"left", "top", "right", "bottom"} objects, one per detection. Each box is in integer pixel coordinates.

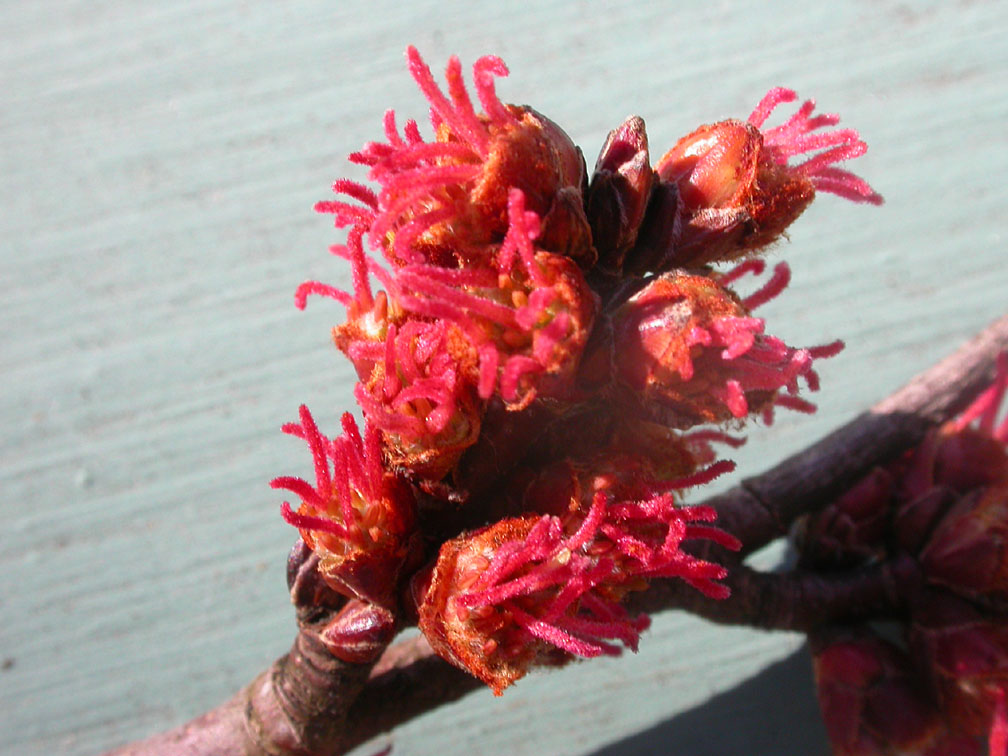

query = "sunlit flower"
[
  {"left": 604, "top": 260, "right": 842, "bottom": 425},
  {"left": 272, "top": 405, "right": 415, "bottom": 605},
  {"left": 652, "top": 87, "right": 883, "bottom": 267},
  {"left": 417, "top": 458, "right": 738, "bottom": 693}
]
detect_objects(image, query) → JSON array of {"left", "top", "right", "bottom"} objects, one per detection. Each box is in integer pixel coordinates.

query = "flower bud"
[
  {"left": 798, "top": 466, "right": 894, "bottom": 569},
  {"left": 272, "top": 406, "right": 416, "bottom": 606},
  {"left": 920, "top": 485, "right": 1008, "bottom": 598},
  {"left": 812, "top": 627, "right": 942, "bottom": 755},
  {"left": 608, "top": 270, "right": 826, "bottom": 426},
  {"left": 910, "top": 591, "right": 1008, "bottom": 739},
  {"left": 417, "top": 515, "right": 565, "bottom": 694},
  {"left": 655, "top": 119, "right": 775, "bottom": 265},
  {"left": 653, "top": 88, "right": 881, "bottom": 266},
  {"left": 319, "top": 599, "right": 397, "bottom": 664},
  {"left": 620, "top": 179, "right": 681, "bottom": 277},
  {"left": 586, "top": 115, "right": 654, "bottom": 271}
]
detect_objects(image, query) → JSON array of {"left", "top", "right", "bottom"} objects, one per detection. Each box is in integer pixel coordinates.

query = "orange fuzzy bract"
[
  {"left": 656, "top": 119, "right": 814, "bottom": 265},
  {"left": 612, "top": 272, "right": 753, "bottom": 425},
  {"left": 383, "top": 105, "right": 591, "bottom": 269},
  {"left": 418, "top": 516, "right": 555, "bottom": 694}
]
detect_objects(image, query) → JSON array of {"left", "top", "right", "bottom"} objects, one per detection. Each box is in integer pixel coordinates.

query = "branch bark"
[{"left": 105, "top": 314, "right": 1008, "bottom": 756}]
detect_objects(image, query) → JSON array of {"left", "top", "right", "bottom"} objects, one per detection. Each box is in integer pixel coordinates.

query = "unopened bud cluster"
[
  {"left": 804, "top": 358, "right": 1008, "bottom": 754},
  {"left": 274, "top": 48, "right": 879, "bottom": 693}
]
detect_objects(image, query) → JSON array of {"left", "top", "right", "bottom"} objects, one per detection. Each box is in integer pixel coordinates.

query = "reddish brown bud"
[
  {"left": 656, "top": 119, "right": 798, "bottom": 265},
  {"left": 920, "top": 486, "right": 1008, "bottom": 597},
  {"left": 612, "top": 271, "right": 747, "bottom": 425},
  {"left": 287, "top": 540, "right": 346, "bottom": 613},
  {"left": 812, "top": 627, "right": 942, "bottom": 755},
  {"left": 799, "top": 466, "right": 895, "bottom": 568},
  {"left": 910, "top": 591, "right": 1008, "bottom": 738},
  {"left": 319, "top": 599, "right": 397, "bottom": 664},
  {"left": 587, "top": 115, "right": 654, "bottom": 270},
  {"left": 651, "top": 86, "right": 882, "bottom": 266},
  {"left": 620, "top": 179, "right": 681, "bottom": 276}
]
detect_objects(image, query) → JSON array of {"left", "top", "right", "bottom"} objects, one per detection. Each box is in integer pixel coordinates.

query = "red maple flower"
[
  {"left": 418, "top": 461, "right": 739, "bottom": 694},
  {"left": 654, "top": 87, "right": 882, "bottom": 266},
  {"left": 280, "top": 47, "right": 882, "bottom": 697},
  {"left": 606, "top": 260, "right": 842, "bottom": 425},
  {"left": 272, "top": 405, "right": 415, "bottom": 605}
]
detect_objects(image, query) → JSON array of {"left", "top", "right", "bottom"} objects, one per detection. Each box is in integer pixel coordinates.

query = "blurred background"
[{"left": 2, "top": 1, "right": 1005, "bottom": 754}]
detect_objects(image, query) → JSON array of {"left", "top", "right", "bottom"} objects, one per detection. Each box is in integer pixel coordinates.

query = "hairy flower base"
[
  {"left": 608, "top": 262, "right": 841, "bottom": 426},
  {"left": 418, "top": 477, "right": 739, "bottom": 694}
]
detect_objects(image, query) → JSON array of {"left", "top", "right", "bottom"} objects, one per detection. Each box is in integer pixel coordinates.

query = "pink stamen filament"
[
  {"left": 270, "top": 476, "right": 324, "bottom": 510},
  {"left": 406, "top": 46, "right": 489, "bottom": 157},
  {"left": 508, "top": 606, "right": 621, "bottom": 658},
  {"left": 294, "top": 281, "right": 352, "bottom": 310},
  {"left": 331, "top": 178, "right": 378, "bottom": 208},
  {"left": 279, "top": 502, "right": 351, "bottom": 540},
  {"left": 747, "top": 87, "right": 797, "bottom": 129},
  {"left": 314, "top": 200, "right": 376, "bottom": 228},
  {"left": 473, "top": 55, "right": 516, "bottom": 128},
  {"left": 741, "top": 262, "right": 791, "bottom": 311},
  {"left": 718, "top": 258, "right": 766, "bottom": 287}
]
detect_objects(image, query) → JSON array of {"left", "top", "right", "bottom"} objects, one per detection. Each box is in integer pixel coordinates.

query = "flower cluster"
[
  {"left": 275, "top": 48, "right": 879, "bottom": 692},
  {"left": 803, "top": 356, "right": 1008, "bottom": 754}
]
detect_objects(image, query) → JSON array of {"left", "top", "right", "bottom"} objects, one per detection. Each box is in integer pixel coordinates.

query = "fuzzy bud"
[{"left": 654, "top": 88, "right": 881, "bottom": 266}]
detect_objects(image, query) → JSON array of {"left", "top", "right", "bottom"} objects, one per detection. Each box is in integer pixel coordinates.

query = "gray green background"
[{"left": 3, "top": 2, "right": 1006, "bottom": 754}]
